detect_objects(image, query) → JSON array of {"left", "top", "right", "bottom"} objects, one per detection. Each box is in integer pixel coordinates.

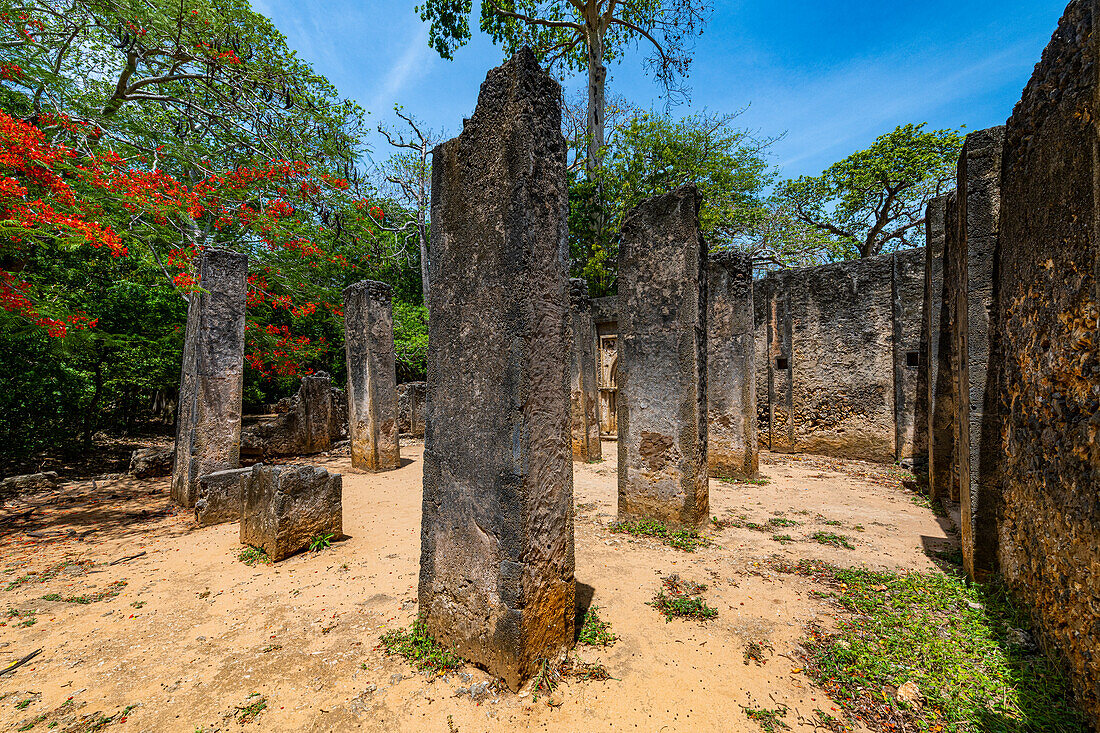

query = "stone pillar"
[
  {"left": 954, "top": 126, "right": 1004, "bottom": 579},
  {"left": 933, "top": 190, "right": 960, "bottom": 503},
  {"left": 918, "top": 196, "right": 947, "bottom": 492},
  {"left": 343, "top": 280, "right": 401, "bottom": 472},
  {"left": 569, "top": 279, "right": 602, "bottom": 462},
  {"left": 300, "top": 372, "right": 334, "bottom": 454},
  {"left": 240, "top": 464, "right": 342, "bottom": 562},
  {"left": 418, "top": 49, "right": 575, "bottom": 691},
  {"left": 172, "top": 249, "right": 247, "bottom": 508},
  {"left": 707, "top": 250, "right": 757, "bottom": 479},
  {"left": 617, "top": 184, "right": 708, "bottom": 528}
]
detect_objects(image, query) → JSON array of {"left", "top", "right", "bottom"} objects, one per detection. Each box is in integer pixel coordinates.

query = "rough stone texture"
[
  {"left": 344, "top": 280, "right": 401, "bottom": 472},
  {"left": 397, "top": 382, "right": 427, "bottom": 437},
  {"left": 892, "top": 248, "right": 925, "bottom": 466},
  {"left": 240, "top": 464, "right": 342, "bottom": 561},
  {"left": 617, "top": 185, "right": 708, "bottom": 527},
  {"left": 753, "top": 251, "right": 922, "bottom": 463},
  {"left": 919, "top": 197, "right": 949, "bottom": 494},
  {"left": 707, "top": 250, "right": 757, "bottom": 479},
  {"left": 241, "top": 373, "right": 346, "bottom": 460},
  {"left": 0, "top": 472, "right": 59, "bottom": 504},
  {"left": 418, "top": 49, "right": 575, "bottom": 690},
  {"left": 993, "top": 1, "right": 1100, "bottom": 721},
  {"left": 934, "top": 191, "right": 962, "bottom": 501},
  {"left": 569, "top": 279, "right": 602, "bottom": 462},
  {"left": 194, "top": 467, "right": 252, "bottom": 526},
  {"left": 951, "top": 127, "right": 1005, "bottom": 579},
  {"left": 128, "top": 447, "right": 173, "bottom": 479},
  {"left": 171, "top": 249, "right": 248, "bottom": 508},
  {"left": 592, "top": 296, "right": 620, "bottom": 437}
]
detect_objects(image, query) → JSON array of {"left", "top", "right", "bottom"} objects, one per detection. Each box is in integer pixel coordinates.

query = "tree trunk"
[
  {"left": 585, "top": 25, "right": 607, "bottom": 177},
  {"left": 418, "top": 149, "right": 430, "bottom": 309}
]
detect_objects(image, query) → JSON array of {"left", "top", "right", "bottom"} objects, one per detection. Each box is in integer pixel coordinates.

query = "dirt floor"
[{"left": 0, "top": 440, "right": 957, "bottom": 732}]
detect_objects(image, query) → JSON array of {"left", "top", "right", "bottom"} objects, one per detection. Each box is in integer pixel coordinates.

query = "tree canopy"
[{"left": 777, "top": 123, "right": 963, "bottom": 259}]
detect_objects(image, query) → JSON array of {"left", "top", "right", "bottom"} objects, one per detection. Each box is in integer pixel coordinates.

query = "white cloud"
[{"left": 369, "top": 26, "right": 434, "bottom": 114}]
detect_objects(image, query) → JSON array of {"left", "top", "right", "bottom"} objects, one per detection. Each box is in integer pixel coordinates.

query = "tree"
[
  {"left": 416, "top": 0, "right": 711, "bottom": 175},
  {"left": 736, "top": 194, "right": 853, "bottom": 271},
  {"left": 778, "top": 123, "right": 963, "bottom": 259},
  {"left": 570, "top": 109, "right": 774, "bottom": 294},
  {"left": 378, "top": 107, "right": 440, "bottom": 307}
]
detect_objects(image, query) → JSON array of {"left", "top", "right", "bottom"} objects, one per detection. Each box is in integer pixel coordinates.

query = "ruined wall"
[
  {"left": 707, "top": 250, "right": 757, "bottom": 479},
  {"left": 916, "top": 197, "right": 947, "bottom": 481},
  {"left": 993, "top": 0, "right": 1100, "bottom": 719},
  {"left": 753, "top": 251, "right": 923, "bottom": 463},
  {"left": 569, "top": 279, "right": 602, "bottom": 462},
  {"left": 933, "top": 191, "right": 961, "bottom": 501},
  {"left": 952, "top": 126, "right": 1005, "bottom": 579},
  {"left": 919, "top": 197, "right": 948, "bottom": 491}
]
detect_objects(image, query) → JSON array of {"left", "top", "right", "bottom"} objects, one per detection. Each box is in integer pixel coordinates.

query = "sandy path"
[{"left": 0, "top": 441, "right": 955, "bottom": 732}]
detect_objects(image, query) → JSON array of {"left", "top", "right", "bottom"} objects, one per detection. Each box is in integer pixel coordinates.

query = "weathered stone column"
[
  {"left": 343, "top": 280, "right": 401, "bottom": 472},
  {"left": 953, "top": 126, "right": 1004, "bottom": 579},
  {"left": 919, "top": 196, "right": 947, "bottom": 493},
  {"left": 707, "top": 250, "right": 757, "bottom": 479},
  {"left": 172, "top": 249, "right": 247, "bottom": 508},
  {"left": 933, "top": 190, "right": 960, "bottom": 503},
  {"left": 300, "top": 372, "right": 334, "bottom": 454},
  {"left": 617, "top": 184, "right": 708, "bottom": 528},
  {"left": 418, "top": 49, "right": 575, "bottom": 691},
  {"left": 569, "top": 278, "right": 602, "bottom": 462}
]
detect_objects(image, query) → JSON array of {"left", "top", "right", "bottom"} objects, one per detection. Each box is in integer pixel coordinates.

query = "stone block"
[
  {"left": 344, "top": 280, "right": 401, "bottom": 471},
  {"left": 617, "top": 184, "right": 708, "bottom": 528},
  {"left": 240, "top": 464, "right": 342, "bottom": 561},
  {"left": 0, "top": 472, "right": 59, "bottom": 504},
  {"left": 397, "top": 382, "right": 427, "bottom": 437},
  {"left": 707, "top": 250, "right": 757, "bottom": 479},
  {"left": 194, "top": 467, "right": 252, "bottom": 526},
  {"left": 418, "top": 48, "right": 575, "bottom": 691},
  {"left": 128, "top": 447, "right": 173, "bottom": 479},
  {"left": 919, "top": 196, "right": 948, "bottom": 495},
  {"left": 172, "top": 249, "right": 247, "bottom": 507},
  {"left": 569, "top": 279, "right": 602, "bottom": 462}
]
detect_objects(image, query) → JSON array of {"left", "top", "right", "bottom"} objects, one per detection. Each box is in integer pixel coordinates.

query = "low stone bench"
[
  {"left": 240, "top": 464, "right": 342, "bottom": 561},
  {"left": 194, "top": 467, "right": 253, "bottom": 527}
]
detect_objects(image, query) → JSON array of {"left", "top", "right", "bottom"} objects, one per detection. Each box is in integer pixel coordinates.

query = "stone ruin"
[
  {"left": 396, "top": 382, "right": 426, "bottom": 438},
  {"left": 616, "top": 184, "right": 709, "bottom": 528},
  {"left": 418, "top": 48, "right": 575, "bottom": 690},
  {"left": 241, "top": 464, "right": 342, "bottom": 562},
  {"left": 172, "top": 249, "right": 248, "bottom": 508},
  {"left": 569, "top": 278, "right": 602, "bottom": 462},
  {"left": 344, "top": 280, "right": 401, "bottom": 472},
  {"left": 241, "top": 371, "right": 348, "bottom": 461}
]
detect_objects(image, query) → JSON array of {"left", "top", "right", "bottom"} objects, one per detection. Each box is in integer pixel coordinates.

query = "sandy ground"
[{"left": 0, "top": 441, "right": 957, "bottom": 732}]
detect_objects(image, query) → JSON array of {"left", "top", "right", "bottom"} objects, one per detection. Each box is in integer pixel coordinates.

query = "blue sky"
[{"left": 250, "top": 0, "right": 1067, "bottom": 178}]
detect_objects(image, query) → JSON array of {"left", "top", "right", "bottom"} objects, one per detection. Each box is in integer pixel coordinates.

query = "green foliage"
[
  {"left": 812, "top": 532, "right": 855, "bottom": 550},
  {"left": 308, "top": 533, "right": 334, "bottom": 552},
  {"left": 804, "top": 568, "right": 1090, "bottom": 732},
  {"left": 41, "top": 579, "right": 126, "bottom": 604},
  {"left": 649, "top": 574, "right": 717, "bottom": 622},
  {"left": 610, "top": 518, "right": 710, "bottom": 552},
  {"left": 778, "top": 123, "right": 963, "bottom": 259},
  {"left": 393, "top": 302, "right": 428, "bottom": 381},
  {"left": 238, "top": 547, "right": 271, "bottom": 567},
  {"left": 578, "top": 604, "right": 617, "bottom": 647},
  {"left": 235, "top": 694, "right": 268, "bottom": 724},
  {"left": 379, "top": 619, "right": 464, "bottom": 675},
  {"left": 742, "top": 705, "right": 790, "bottom": 732}
]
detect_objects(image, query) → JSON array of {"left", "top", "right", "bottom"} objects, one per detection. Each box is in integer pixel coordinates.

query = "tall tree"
[
  {"left": 778, "top": 123, "right": 963, "bottom": 259},
  {"left": 378, "top": 107, "right": 439, "bottom": 307},
  {"left": 416, "top": 0, "right": 710, "bottom": 175}
]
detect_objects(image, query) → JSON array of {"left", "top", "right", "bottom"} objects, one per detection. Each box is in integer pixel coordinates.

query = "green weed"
[
  {"left": 812, "top": 532, "right": 855, "bottom": 550},
  {"left": 237, "top": 546, "right": 270, "bottom": 566},
  {"left": 578, "top": 604, "right": 617, "bottom": 647},
  {"left": 42, "top": 579, "right": 126, "bottom": 604},
  {"left": 649, "top": 575, "right": 717, "bottom": 622},
  {"left": 610, "top": 518, "right": 710, "bottom": 552},
  {"left": 742, "top": 705, "right": 790, "bottom": 732},
  {"left": 308, "top": 533, "right": 334, "bottom": 552},
  {"left": 235, "top": 693, "right": 267, "bottom": 724},
  {"left": 379, "top": 619, "right": 463, "bottom": 675}
]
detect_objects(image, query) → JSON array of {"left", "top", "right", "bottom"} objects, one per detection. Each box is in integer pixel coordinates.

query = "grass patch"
[
  {"left": 237, "top": 546, "right": 270, "bottom": 566},
  {"left": 4, "top": 609, "right": 37, "bottom": 628},
  {"left": 578, "top": 604, "right": 617, "bottom": 647},
  {"left": 743, "top": 639, "right": 773, "bottom": 666},
  {"left": 308, "top": 533, "right": 334, "bottom": 552},
  {"left": 649, "top": 575, "right": 718, "bottom": 622},
  {"left": 379, "top": 618, "right": 463, "bottom": 675},
  {"left": 235, "top": 694, "right": 267, "bottom": 724},
  {"left": 822, "top": 519, "right": 843, "bottom": 526},
  {"left": 771, "top": 534, "right": 795, "bottom": 545},
  {"left": 42, "top": 579, "right": 126, "bottom": 604},
  {"left": 801, "top": 568, "right": 1090, "bottom": 732},
  {"left": 742, "top": 705, "right": 790, "bottom": 731},
  {"left": 768, "top": 517, "right": 801, "bottom": 528},
  {"left": 610, "top": 518, "right": 710, "bottom": 552},
  {"left": 559, "top": 654, "right": 611, "bottom": 681},
  {"left": 811, "top": 531, "right": 855, "bottom": 550},
  {"left": 4, "top": 560, "right": 94, "bottom": 591}
]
